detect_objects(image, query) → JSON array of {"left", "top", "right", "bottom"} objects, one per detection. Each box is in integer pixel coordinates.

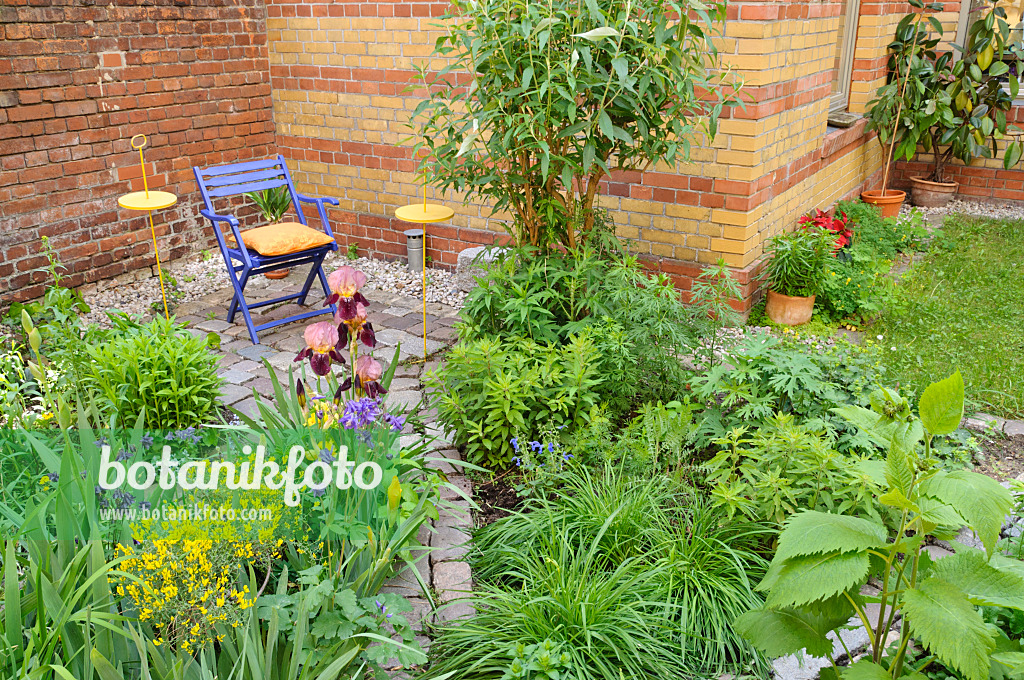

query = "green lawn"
[{"left": 876, "top": 213, "right": 1024, "bottom": 419}]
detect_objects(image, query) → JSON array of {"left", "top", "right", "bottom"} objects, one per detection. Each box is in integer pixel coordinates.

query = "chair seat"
[{"left": 226, "top": 221, "right": 336, "bottom": 257}]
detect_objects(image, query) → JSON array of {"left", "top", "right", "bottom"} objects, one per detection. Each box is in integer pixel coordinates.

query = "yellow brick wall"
[{"left": 266, "top": 0, "right": 905, "bottom": 274}]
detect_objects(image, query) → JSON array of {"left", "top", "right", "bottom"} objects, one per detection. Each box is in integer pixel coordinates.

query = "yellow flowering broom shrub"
[{"left": 111, "top": 491, "right": 289, "bottom": 652}]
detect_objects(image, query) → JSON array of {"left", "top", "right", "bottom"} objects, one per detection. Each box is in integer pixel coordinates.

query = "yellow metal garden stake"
[
  {"left": 395, "top": 180, "right": 454, "bottom": 361},
  {"left": 117, "top": 134, "right": 177, "bottom": 320}
]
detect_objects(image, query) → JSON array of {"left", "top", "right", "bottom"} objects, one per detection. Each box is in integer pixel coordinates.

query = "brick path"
[{"left": 169, "top": 270, "right": 474, "bottom": 672}]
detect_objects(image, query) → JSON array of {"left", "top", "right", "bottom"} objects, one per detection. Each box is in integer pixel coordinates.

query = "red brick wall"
[{"left": 0, "top": 0, "right": 277, "bottom": 305}]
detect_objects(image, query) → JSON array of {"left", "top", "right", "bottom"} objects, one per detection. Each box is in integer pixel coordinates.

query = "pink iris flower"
[
  {"left": 326, "top": 266, "right": 369, "bottom": 320},
  {"left": 355, "top": 354, "right": 387, "bottom": 398},
  {"left": 294, "top": 321, "right": 345, "bottom": 376},
  {"left": 336, "top": 301, "right": 377, "bottom": 348}
]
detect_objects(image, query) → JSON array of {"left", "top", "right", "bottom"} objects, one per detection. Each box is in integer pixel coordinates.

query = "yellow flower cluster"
[{"left": 111, "top": 538, "right": 266, "bottom": 651}]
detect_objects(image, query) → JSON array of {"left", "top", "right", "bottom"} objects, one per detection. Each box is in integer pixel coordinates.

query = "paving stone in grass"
[
  {"left": 232, "top": 397, "right": 260, "bottom": 419},
  {"left": 434, "top": 601, "right": 474, "bottom": 624},
  {"left": 434, "top": 501, "right": 472, "bottom": 528},
  {"left": 430, "top": 526, "right": 470, "bottom": 565},
  {"left": 439, "top": 475, "right": 473, "bottom": 502},
  {"left": 432, "top": 560, "right": 471, "bottom": 599},
  {"left": 387, "top": 390, "right": 423, "bottom": 411},
  {"left": 196, "top": 319, "right": 232, "bottom": 332}
]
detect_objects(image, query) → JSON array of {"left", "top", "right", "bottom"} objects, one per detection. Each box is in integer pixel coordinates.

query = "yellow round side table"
[
  {"left": 116, "top": 135, "right": 177, "bottom": 320},
  {"left": 395, "top": 186, "right": 454, "bottom": 359}
]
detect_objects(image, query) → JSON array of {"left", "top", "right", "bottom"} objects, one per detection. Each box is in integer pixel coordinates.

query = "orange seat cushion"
[{"left": 227, "top": 222, "right": 335, "bottom": 256}]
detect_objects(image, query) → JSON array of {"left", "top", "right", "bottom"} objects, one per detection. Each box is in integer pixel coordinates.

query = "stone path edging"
[{"left": 965, "top": 412, "right": 1024, "bottom": 439}]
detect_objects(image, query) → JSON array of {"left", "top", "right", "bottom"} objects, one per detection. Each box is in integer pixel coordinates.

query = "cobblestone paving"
[{"left": 170, "top": 271, "right": 472, "bottom": 673}]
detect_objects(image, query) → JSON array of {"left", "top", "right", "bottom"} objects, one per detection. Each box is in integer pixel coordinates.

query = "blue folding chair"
[{"left": 193, "top": 156, "right": 339, "bottom": 344}]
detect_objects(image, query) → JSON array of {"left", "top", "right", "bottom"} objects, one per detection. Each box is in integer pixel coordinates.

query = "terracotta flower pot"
[
  {"left": 765, "top": 290, "right": 816, "bottom": 326},
  {"left": 909, "top": 176, "right": 957, "bottom": 208},
  {"left": 265, "top": 268, "right": 290, "bottom": 279},
  {"left": 860, "top": 189, "right": 907, "bottom": 218}
]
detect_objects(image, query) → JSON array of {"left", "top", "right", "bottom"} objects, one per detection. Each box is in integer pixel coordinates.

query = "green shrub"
[
  {"left": 426, "top": 331, "right": 602, "bottom": 468},
  {"left": 703, "top": 413, "right": 880, "bottom": 524},
  {"left": 83, "top": 316, "right": 222, "bottom": 429},
  {"left": 467, "top": 467, "right": 772, "bottom": 676},
  {"left": 814, "top": 201, "right": 928, "bottom": 322},
  {"left": 459, "top": 245, "right": 697, "bottom": 415},
  {"left": 691, "top": 333, "right": 886, "bottom": 455},
  {"left": 736, "top": 372, "right": 1024, "bottom": 680}
]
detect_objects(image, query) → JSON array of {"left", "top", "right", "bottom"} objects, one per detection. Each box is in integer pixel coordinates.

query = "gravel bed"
[
  {"left": 81, "top": 256, "right": 223, "bottom": 327},
  {"left": 80, "top": 250, "right": 466, "bottom": 327},
  {"left": 322, "top": 251, "right": 466, "bottom": 308},
  {"left": 901, "top": 198, "right": 1024, "bottom": 221}
]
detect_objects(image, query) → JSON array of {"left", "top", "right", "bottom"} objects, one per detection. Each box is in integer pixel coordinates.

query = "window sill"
[{"left": 822, "top": 117, "right": 869, "bottom": 160}]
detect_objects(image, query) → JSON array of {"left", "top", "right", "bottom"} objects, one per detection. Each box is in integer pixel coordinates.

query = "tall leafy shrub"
[
  {"left": 412, "top": 0, "right": 742, "bottom": 248},
  {"left": 426, "top": 331, "right": 603, "bottom": 468}
]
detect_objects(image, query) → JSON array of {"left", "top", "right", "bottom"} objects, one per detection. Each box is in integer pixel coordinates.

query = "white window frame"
[{"left": 831, "top": 0, "right": 863, "bottom": 113}]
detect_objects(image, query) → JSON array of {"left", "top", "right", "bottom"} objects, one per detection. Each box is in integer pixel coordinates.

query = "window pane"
[
  {"left": 831, "top": 0, "right": 860, "bottom": 112},
  {"left": 831, "top": 4, "right": 849, "bottom": 98}
]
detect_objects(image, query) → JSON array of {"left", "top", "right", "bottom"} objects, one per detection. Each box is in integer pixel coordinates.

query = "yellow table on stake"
[
  {"left": 117, "top": 134, "right": 176, "bottom": 320},
  {"left": 395, "top": 187, "right": 454, "bottom": 360}
]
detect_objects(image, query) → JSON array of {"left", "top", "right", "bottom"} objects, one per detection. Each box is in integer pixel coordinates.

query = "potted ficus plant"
[
  {"left": 872, "top": 0, "right": 1024, "bottom": 208},
  {"left": 245, "top": 186, "right": 293, "bottom": 278},
  {"left": 763, "top": 224, "right": 833, "bottom": 326},
  {"left": 863, "top": 0, "right": 942, "bottom": 217}
]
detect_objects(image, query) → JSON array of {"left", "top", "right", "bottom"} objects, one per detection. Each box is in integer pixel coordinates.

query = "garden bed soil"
[
  {"left": 473, "top": 474, "right": 523, "bottom": 526},
  {"left": 974, "top": 434, "right": 1024, "bottom": 482}
]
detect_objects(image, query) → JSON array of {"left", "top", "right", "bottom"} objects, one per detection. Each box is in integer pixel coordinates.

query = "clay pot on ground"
[
  {"left": 265, "top": 268, "right": 290, "bottom": 279},
  {"left": 909, "top": 176, "right": 958, "bottom": 208},
  {"left": 765, "top": 290, "right": 816, "bottom": 326},
  {"left": 860, "top": 189, "right": 907, "bottom": 218}
]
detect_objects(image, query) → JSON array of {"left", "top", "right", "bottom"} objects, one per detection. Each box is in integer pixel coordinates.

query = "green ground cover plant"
[
  {"left": 83, "top": 315, "right": 223, "bottom": 430},
  {"left": 876, "top": 214, "right": 1024, "bottom": 418}
]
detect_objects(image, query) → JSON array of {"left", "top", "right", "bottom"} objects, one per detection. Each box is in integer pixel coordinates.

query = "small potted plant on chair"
[
  {"left": 763, "top": 225, "right": 832, "bottom": 326},
  {"left": 245, "top": 186, "right": 293, "bottom": 279}
]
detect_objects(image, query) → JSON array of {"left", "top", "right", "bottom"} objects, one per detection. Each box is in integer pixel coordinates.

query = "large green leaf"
[
  {"left": 842, "top": 660, "right": 892, "bottom": 679},
  {"left": 766, "top": 551, "right": 871, "bottom": 608},
  {"left": 734, "top": 607, "right": 836, "bottom": 657},
  {"left": 902, "top": 577, "right": 996, "bottom": 680},
  {"left": 990, "top": 652, "right": 1024, "bottom": 676},
  {"left": 929, "top": 548, "right": 1024, "bottom": 609},
  {"left": 775, "top": 511, "right": 888, "bottom": 562},
  {"left": 922, "top": 470, "right": 1013, "bottom": 555},
  {"left": 918, "top": 370, "right": 964, "bottom": 436}
]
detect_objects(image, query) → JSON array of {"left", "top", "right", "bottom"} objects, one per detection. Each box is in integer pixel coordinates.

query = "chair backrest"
[{"left": 193, "top": 155, "right": 307, "bottom": 225}]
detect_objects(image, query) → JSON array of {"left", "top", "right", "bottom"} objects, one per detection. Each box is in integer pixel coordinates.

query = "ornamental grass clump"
[{"left": 448, "top": 466, "right": 773, "bottom": 678}]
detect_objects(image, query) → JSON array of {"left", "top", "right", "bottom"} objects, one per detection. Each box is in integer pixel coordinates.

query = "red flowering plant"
[{"left": 798, "top": 209, "right": 853, "bottom": 258}]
